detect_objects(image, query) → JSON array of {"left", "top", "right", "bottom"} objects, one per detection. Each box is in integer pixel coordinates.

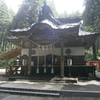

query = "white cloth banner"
[{"left": 21, "top": 47, "right": 85, "bottom": 56}]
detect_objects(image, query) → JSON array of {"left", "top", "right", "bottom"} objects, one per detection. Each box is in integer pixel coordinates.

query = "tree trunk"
[{"left": 92, "top": 43, "right": 97, "bottom": 60}]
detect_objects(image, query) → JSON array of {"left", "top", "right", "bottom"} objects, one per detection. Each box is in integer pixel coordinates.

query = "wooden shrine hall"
[{"left": 1, "top": 2, "right": 100, "bottom": 77}]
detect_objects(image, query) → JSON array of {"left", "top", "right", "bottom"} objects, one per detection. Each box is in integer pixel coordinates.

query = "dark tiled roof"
[
  {"left": 10, "top": 19, "right": 80, "bottom": 33},
  {"left": 79, "top": 29, "right": 100, "bottom": 36},
  {"left": 5, "top": 37, "right": 18, "bottom": 39}
]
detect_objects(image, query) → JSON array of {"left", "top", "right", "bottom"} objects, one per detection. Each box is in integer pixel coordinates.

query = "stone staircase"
[{"left": 0, "top": 87, "right": 60, "bottom": 97}]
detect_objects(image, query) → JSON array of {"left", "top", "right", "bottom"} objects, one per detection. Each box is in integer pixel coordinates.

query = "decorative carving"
[
  {"left": 32, "top": 50, "right": 36, "bottom": 55},
  {"left": 65, "top": 49, "right": 71, "bottom": 54}
]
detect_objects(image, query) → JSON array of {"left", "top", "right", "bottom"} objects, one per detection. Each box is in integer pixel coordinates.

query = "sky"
[{"left": 4, "top": 0, "right": 84, "bottom": 14}]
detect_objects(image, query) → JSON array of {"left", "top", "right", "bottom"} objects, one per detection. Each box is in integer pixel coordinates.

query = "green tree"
[
  {"left": 85, "top": 50, "right": 93, "bottom": 61},
  {"left": 58, "top": 10, "right": 82, "bottom": 18},
  {"left": 0, "top": 0, "right": 10, "bottom": 50},
  {"left": 83, "top": 0, "right": 100, "bottom": 60},
  {"left": 83, "top": 0, "right": 100, "bottom": 32},
  {"left": 11, "top": 0, "right": 47, "bottom": 29},
  {"left": 0, "top": 0, "right": 15, "bottom": 52},
  {"left": 47, "top": 0, "right": 58, "bottom": 18}
]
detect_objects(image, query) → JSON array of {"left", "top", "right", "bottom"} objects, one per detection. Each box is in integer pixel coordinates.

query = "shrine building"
[{"left": 0, "top": 2, "right": 99, "bottom": 77}]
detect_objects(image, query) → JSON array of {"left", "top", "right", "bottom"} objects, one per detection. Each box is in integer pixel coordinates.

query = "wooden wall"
[{"left": 31, "top": 55, "right": 85, "bottom": 65}]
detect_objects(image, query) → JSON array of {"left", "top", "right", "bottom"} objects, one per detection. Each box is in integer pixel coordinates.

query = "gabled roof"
[{"left": 10, "top": 3, "right": 81, "bottom": 38}]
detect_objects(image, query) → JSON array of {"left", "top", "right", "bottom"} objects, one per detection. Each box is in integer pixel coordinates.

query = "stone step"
[
  {"left": 0, "top": 87, "right": 58, "bottom": 93},
  {"left": 8, "top": 76, "right": 53, "bottom": 81},
  {"left": 0, "top": 89, "right": 60, "bottom": 97},
  {"left": 51, "top": 77, "right": 78, "bottom": 83},
  {"left": 1, "top": 86, "right": 100, "bottom": 97}
]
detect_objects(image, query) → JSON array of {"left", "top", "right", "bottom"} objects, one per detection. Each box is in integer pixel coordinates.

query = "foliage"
[
  {"left": 85, "top": 50, "right": 93, "bottom": 61},
  {"left": 11, "top": 0, "right": 82, "bottom": 29},
  {"left": 0, "top": 0, "right": 15, "bottom": 51},
  {"left": 83, "top": 0, "right": 100, "bottom": 60},
  {"left": 83, "top": 0, "right": 100, "bottom": 32},
  {"left": 58, "top": 10, "right": 82, "bottom": 18},
  {"left": 85, "top": 49, "right": 100, "bottom": 61},
  {"left": 0, "top": 0, "right": 16, "bottom": 68},
  {"left": 11, "top": 0, "right": 46, "bottom": 29},
  {"left": 47, "top": 0, "right": 58, "bottom": 18},
  {"left": 97, "top": 50, "right": 100, "bottom": 60}
]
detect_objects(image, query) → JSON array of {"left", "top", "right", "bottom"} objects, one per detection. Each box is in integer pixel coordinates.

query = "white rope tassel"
[
  {"left": 51, "top": 68, "right": 54, "bottom": 73},
  {"left": 44, "top": 67, "right": 46, "bottom": 73},
  {"left": 36, "top": 68, "right": 39, "bottom": 73}
]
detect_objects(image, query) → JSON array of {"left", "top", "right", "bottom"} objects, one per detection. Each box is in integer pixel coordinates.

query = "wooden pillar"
[
  {"left": 60, "top": 38, "right": 64, "bottom": 77},
  {"left": 51, "top": 45, "right": 54, "bottom": 73},
  {"left": 36, "top": 49, "right": 39, "bottom": 73},
  {"left": 27, "top": 41, "right": 32, "bottom": 75},
  {"left": 5, "top": 60, "right": 8, "bottom": 75},
  {"left": 44, "top": 50, "right": 46, "bottom": 73}
]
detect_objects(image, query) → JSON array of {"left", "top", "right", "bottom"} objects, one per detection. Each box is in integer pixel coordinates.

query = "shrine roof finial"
[{"left": 44, "top": 1, "right": 47, "bottom": 6}]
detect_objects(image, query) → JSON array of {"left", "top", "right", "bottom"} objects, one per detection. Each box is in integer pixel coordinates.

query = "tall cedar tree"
[
  {"left": 0, "top": 0, "right": 10, "bottom": 50},
  {"left": 83, "top": 0, "right": 100, "bottom": 32},
  {"left": 11, "top": 0, "right": 47, "bottom": 29},
  {"left": 83, "top": 0, "right": 100, "bottom": 60}
]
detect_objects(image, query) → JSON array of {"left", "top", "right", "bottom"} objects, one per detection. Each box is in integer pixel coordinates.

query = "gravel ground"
[
  {"left": 1, "top": 94, "right": 100, "bottom": 100},
  {"left": 61, "top": 84, "right": 100, "bottom": 91},
  {"left": 0, "top": 70, "right": 100, "bottom": 100},
  {"left": 0, "top": 93, "right": 10, "bottom": 100},
  {"left": 61, "top": 80, "right": 100, "bottom": 92}
]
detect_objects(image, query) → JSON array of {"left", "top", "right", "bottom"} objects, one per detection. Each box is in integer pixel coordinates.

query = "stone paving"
[
  {"left": 0, "top": 69, "right": 100, "bottom": 99},
  {"left": 0, "top": 80, "right": 63, "bottom": 90},
  {"left": 1, "top": 94, "right": 100, "bottom": 100}
]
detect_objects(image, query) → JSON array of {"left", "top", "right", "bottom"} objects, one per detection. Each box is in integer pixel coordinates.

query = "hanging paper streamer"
[
  {"left": 45, "top": 45, "right": 48, "bottom": 50},
  {"left": 42, "top": 46, "right": 45, "bottom": 50},
  {"left": 21, "top": 41, "right": 23, "bottom": 45},
  {"left": 50, "top": 45, "right": 52, "bottom": 50}
]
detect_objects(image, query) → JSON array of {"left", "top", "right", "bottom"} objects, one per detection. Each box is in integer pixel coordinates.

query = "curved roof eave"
[
  {"left": 79, "top": 29, "right": 100, "bottom": 37},
  {"left": 10, "top": 19, "right": 80, "bottom": 34}
]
